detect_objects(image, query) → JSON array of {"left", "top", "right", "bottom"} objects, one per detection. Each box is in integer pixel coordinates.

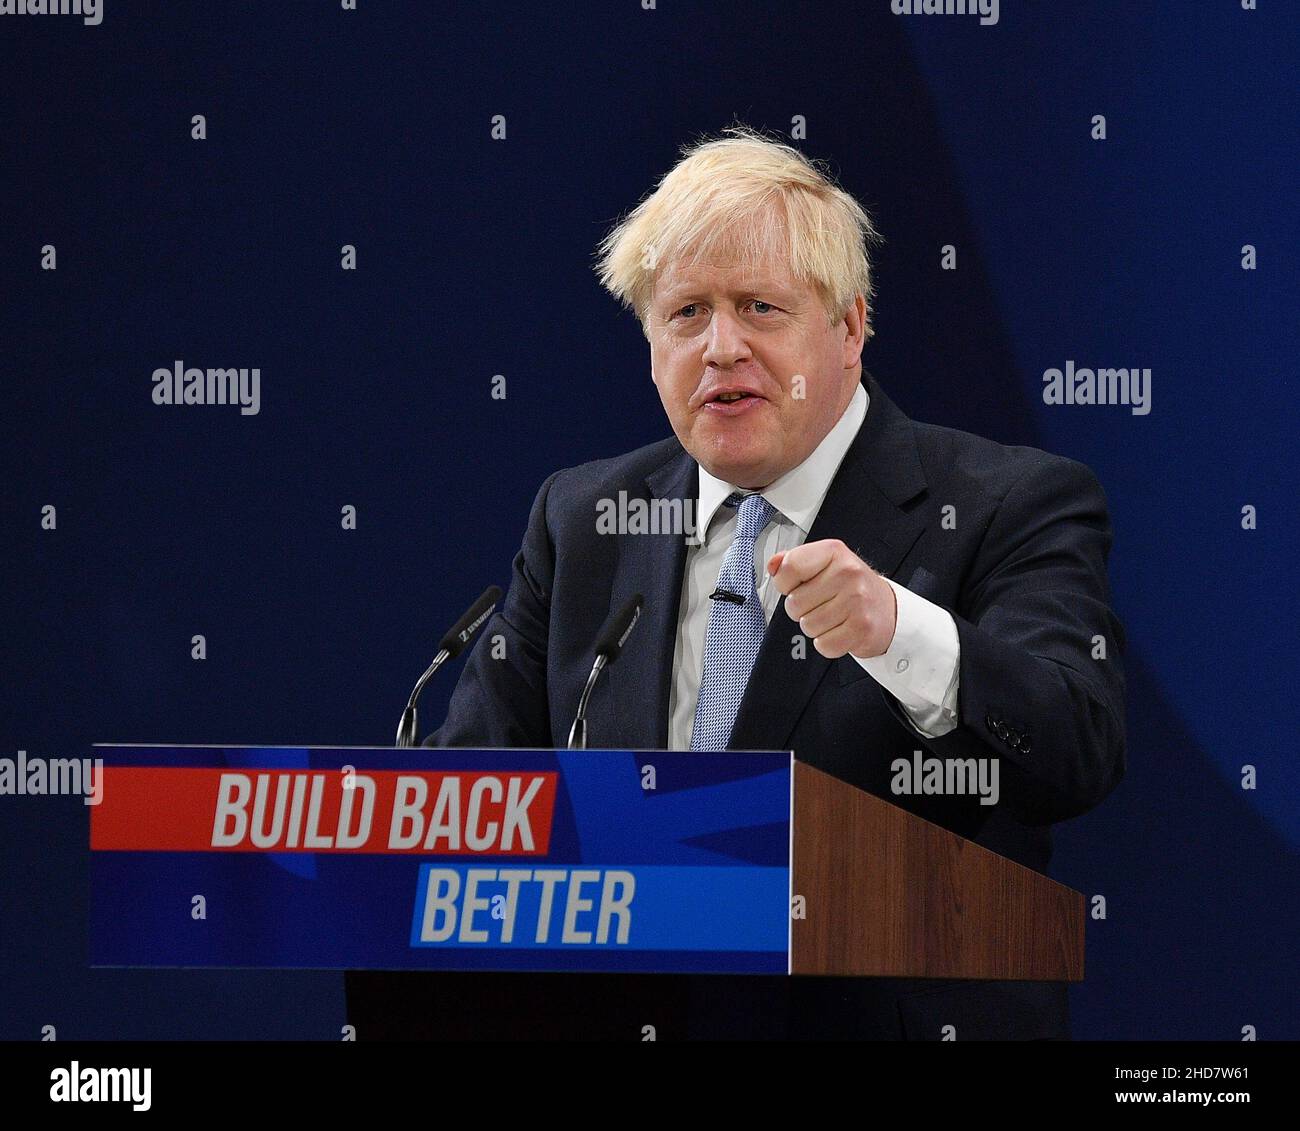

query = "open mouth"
[
  {"left": 707, "top": 390, "right": 764, "bottom": 408},
  {"left": 702, "top": 390, "right": 766, "bottom": 415}
]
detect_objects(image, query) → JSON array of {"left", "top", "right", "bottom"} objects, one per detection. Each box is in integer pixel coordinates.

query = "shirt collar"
[{"left": 694, "top": 381, "right": 869, "bottom": 542}]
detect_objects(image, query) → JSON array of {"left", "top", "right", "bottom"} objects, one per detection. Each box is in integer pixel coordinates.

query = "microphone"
[
  {"left": 567, "top": 593, "right": 643, "bottom": 750},
  {"left": 395, "top": 585, "right": 503, "bottom": 748},
  {"left": 709, "top": 586, "right": 746, "bottom": 605}
]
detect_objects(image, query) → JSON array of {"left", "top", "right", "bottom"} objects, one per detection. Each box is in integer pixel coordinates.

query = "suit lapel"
[
  {"left": 605, "top": 447, "right": 697, "bottom": 750},
  {"left": 728, "top": 372, "right": 929, "bottom": 752}
]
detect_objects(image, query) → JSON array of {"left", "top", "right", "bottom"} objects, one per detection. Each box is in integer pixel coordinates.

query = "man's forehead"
[{"left": 655, "top": 257, "right": 802, "bottom": 299}]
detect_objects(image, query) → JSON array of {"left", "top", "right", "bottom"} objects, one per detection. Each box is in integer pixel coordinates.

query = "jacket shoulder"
[
  {"left": 908, "top": 418, "right": 1101, "bottom": 503},
  {"left": 537, "top": 435, "right": 686, "bottom": 525},
  {"left": 553, "top": 434, "right": 683, "bottom": 483}
]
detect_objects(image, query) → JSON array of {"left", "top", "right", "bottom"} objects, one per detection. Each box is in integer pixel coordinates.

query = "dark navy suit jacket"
[{"left": 347, "top": 371, "right": 1126, "bottom": 1040}]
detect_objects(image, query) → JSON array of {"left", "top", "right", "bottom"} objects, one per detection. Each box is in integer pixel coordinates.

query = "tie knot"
[{"left": 727, "top": 491, "right": 777, "bottom": 542}]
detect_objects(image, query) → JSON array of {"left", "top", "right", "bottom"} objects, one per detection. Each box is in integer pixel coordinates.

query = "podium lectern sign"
[{"left": 89, "top": 745, "right": 793, "bottom": 974}]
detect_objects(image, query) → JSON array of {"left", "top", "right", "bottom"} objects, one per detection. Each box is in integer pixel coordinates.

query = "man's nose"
[{"left": 701, "top": 308, "right": 751, "bottom": 368}]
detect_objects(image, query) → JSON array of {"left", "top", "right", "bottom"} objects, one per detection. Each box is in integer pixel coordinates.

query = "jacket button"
[{"left": 1019, "top": 733, "right": 1032, "bottom": 753}]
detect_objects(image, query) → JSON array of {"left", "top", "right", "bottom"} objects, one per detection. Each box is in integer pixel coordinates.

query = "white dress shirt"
[{"left": 667, "top": 382, "right": 961, "bottom": 751}]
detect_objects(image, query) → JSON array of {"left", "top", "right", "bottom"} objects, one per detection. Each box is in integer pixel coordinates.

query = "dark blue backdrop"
[{"left": 2, "top": 0, "right": 1295, "bottom": 1039}]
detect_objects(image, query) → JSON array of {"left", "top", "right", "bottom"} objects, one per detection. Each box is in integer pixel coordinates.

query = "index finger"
[{"left": 768, "top": 539, "right": 836, "bottom": 595}]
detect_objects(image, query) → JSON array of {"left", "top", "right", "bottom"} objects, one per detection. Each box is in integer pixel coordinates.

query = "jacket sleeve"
[
  {"left": 422, "top": 470, "right": 560, "bottom": 749},
  {"left": 879, "top": 453, "right": 1127, "bottom": 824}
]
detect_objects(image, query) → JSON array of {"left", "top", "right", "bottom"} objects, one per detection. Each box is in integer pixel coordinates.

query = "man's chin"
[{"left": 695, "top": 450, "right": 781, "bottom": 491}]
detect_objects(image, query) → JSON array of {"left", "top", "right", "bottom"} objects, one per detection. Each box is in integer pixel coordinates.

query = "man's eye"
[{"left": 671, "top": 300, "right": 775, "bottom": 320}]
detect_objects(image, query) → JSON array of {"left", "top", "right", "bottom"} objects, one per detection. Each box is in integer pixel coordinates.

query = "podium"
[
  {"left": 792, "top": 761, "right": 1082, "bottom": 980},
  {"left": 89, "top": 745, "right": 1083, "bottom": 982}
]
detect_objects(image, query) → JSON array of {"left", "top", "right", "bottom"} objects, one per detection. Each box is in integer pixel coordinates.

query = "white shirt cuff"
[{"left": 852, "top": 578, "right": 961, "bottom": 738}]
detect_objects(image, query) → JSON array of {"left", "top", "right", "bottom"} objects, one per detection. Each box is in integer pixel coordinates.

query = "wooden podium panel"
[{"left": 791, "top": 761, "right": 1085, "bottom": 980}]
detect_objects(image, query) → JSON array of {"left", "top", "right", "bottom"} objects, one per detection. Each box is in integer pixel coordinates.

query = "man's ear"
[{"left": 843, "top": 293, "right": 868, "bottom": 366}]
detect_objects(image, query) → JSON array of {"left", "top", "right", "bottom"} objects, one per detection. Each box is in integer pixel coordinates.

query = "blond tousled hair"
[{"left": 593, "top": 125, "right": 882, "bottom": 340}]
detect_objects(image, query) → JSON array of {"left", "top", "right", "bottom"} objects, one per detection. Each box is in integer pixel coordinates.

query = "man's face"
[{"left": 646, "top": 240, "right": 866, "bottom": 490}]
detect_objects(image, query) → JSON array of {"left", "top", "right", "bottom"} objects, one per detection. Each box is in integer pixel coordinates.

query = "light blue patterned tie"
[{"left": 690, "top": 492, "right": 778, "bottom": 751}]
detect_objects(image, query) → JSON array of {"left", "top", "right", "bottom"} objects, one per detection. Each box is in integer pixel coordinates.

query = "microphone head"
[
  {"left": 438, "top": 585, "right": 503, "bottom": 658},
  {"left": 594, "top": 593, "right": 643, "bottom": 663}
]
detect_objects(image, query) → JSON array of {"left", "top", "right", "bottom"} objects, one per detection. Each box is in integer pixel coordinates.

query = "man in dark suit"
[{"left": 347, "top": 126, "right": 1125, "bottom": 1040}]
